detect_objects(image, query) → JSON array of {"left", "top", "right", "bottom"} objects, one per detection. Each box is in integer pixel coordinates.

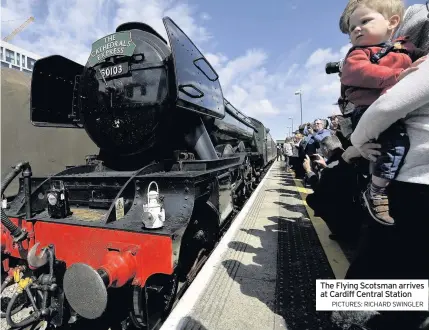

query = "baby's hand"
[{"left": 398, "top": 56, "right": 428, "bottom": 81}]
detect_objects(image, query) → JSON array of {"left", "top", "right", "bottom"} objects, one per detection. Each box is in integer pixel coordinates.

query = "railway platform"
[{"left": 161, "top": 161, "right": 351, "bottom": 330}]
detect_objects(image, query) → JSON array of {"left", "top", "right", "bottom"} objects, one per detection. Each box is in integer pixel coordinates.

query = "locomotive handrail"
[{"left": 224, "top": 99, "right": 258, "bottom": 131}]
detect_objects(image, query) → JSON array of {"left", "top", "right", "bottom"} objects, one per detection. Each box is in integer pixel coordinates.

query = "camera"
[{"left": 325, "top": 59, "right": 344, "bottom": 74}]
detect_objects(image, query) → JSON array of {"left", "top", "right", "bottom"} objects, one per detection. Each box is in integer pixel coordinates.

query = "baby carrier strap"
[
  {"left": 370, "top": 37, "right": 411, "bottom": 63},
  {"left": 338, "top": 38, "right": 411, "bottom": 116}
]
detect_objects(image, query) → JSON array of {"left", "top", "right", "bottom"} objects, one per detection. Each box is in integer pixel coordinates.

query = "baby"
[{"left": 339, "top": 0, "right": 427, "bottom": 225}]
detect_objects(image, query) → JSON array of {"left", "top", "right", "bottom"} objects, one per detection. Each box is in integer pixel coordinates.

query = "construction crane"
[{"left": 3, "top": 16, "right": 35, "bottom": 42}]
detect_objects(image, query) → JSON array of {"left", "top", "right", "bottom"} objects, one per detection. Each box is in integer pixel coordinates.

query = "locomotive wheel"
[
  {"left": 129, "top": 273, "right": 178, "bottom": 330},
  {"left": 178, "top": 225, "right": 215, "bottom": 282},
  {"left": 177, "top": 206, "right": 219, "bottom": 282}
]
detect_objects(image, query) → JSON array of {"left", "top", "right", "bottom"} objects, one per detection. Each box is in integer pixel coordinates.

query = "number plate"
[{"left": 99, "top": 63, "right": 129, "bottom": 80}]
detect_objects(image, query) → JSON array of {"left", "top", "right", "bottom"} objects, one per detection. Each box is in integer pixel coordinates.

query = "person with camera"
[
  {"left": 338, "top": 0, "right": 428, "bottom": 226},
  {"left": 301, "top": 119, "right": 332, "bottom": 182},
  {"left": 287, "top": 133, "right": 302, "bottom": 173},
  {"left": 293, "top": 124, "right": 311, "bottom": 178},
  {"left": 333, "top": 2, "right": 429, "bottom": 329},
  {"left": 303, "top": 119, "right": 332, "bottom": 157},
  {"left": 328, "top": 115, "right": 340, "bottom": 132},
  {"left": 303, "top": 136, "right": 378, "bottom": 242},
  {"left": 346, "top": 24, "right": 429, "bottom": 330}
]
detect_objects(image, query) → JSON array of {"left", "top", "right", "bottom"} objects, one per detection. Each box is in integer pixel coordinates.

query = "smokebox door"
[
  {"left": 31, "top": 55, "right": 84, "bottom": 128},
  {"left": 163, "top": 17, "right": 225, "bottom": 119}
]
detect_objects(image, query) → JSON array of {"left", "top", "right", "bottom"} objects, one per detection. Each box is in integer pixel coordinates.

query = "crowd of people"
[{"left": 278, "top": 1, "right": 429, "bottom": 329}]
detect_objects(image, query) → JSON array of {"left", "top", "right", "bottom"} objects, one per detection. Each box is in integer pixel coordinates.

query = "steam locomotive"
[{"left": 0, "top": 17, "right": 276, "bottom": 329}]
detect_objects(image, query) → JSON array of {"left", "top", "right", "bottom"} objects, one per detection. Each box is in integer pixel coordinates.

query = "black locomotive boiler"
[{"left": 1, "top": 17, "right": 276, "bottom": 330}]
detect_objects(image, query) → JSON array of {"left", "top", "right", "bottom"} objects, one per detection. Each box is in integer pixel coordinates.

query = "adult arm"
[
  {"left": 303, "top": 125, "right": 313, "bottom": 136},
  {"left": 351, "top": 59, "right": 429, "bottom": 148},
  {"left": 303, "top": 155, "right": 319, "bottom": 190},
  {"left": 341, "top": 49, "right": 404, "bottom": 89},
  {"left": 305, "top": 172, "right": 319, "bottom": 190},
  {"left": 313, "top": 129, "right": 331, "bottom": 142}
]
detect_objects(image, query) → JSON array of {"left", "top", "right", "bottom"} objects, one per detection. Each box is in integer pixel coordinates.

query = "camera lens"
[{"left": 325, "top": 62, "right": 341, "bottom": 74}]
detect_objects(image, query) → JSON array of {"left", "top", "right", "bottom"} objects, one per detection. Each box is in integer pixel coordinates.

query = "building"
[{"left": 0, "top": 40, "right": 41, "bottom": 74}]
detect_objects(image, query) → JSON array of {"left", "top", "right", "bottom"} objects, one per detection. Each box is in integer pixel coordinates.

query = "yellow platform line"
[{"left": 294, "top": 179, "right": 350, "bottom": 279}]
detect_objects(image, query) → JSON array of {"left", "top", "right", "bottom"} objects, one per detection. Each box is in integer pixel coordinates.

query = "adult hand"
[
  {"left": 313, "top": 154, "right": 327, "bottom": 168},
  {"left": 303, "top": 155, "right": 311, "bottom": 173},
  {"left": 342, "top": 146, "right": 361, "bottom": 163},
  {"left": 358, "top": 142, "right": 382, "bottom": 162},
  {"left": 398, "top": 56, "right": 428, "bottom": 81}
]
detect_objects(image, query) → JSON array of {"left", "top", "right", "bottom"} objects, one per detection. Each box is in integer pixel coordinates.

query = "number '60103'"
[{"left": 101, "top": 65, "right": 123, "bottom": 78}]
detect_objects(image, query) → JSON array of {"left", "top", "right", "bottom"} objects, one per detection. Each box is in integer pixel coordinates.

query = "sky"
[{"left": 0, "top": 0, "right": 423, "bottom": 140}]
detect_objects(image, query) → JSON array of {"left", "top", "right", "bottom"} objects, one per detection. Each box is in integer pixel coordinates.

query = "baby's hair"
[{"left": 339, "top": 0, "right": 405, "bottom": 34}]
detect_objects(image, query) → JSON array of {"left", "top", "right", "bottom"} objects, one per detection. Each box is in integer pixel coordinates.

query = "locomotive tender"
[{"left": 1, "top": 17, "right": 276, "bottom": 329}]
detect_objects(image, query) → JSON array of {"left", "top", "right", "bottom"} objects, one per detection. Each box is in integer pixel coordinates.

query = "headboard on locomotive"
[{"left": 30, "top": 17, "right": 225, "bottom": 157}]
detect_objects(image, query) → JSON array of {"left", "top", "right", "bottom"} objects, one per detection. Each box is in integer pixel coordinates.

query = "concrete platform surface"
[{"left": 164, "top": 161, "right": 349, "bottom": 330}]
